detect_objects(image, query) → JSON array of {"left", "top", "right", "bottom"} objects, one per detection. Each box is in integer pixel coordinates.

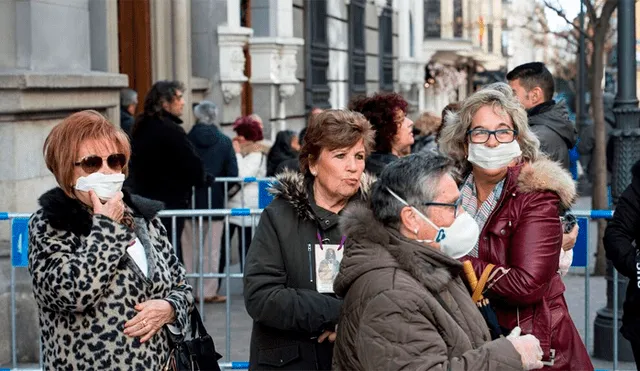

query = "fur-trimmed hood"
[
  {"left": 334, "top": 202, "right": 461, "bottom": 297},
  {"left": 515, "top": 157, "right": 577, "bottom": 209},
  {"left": 269, "top": 170, "right": 375, "bottom": 221},
  {"left": 38, "top": 187, "right": 164, "bottom": 237}
]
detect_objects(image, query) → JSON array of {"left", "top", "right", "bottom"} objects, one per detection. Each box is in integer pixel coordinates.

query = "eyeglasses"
[
  {"left": 467, "top": 128, "right": 518, "bottom": 144},
  {"left": 74, "top": 154, "right": 126, "bottom": 174},
  {"left": 423, "top": 198, "right": 462, "bottom": 218}
]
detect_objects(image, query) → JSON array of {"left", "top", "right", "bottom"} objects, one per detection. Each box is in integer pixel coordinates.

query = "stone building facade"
[{"left": 0, "top": 0, "right": 415, "bottom": 363}]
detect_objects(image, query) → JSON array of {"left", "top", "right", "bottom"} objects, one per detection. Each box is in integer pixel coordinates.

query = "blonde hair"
[
  {"left": 438, "top": 88, "right": 540, "bottom": 168},
  {"left": 414, "top": 111, "right": 441, "bottom": 136}
]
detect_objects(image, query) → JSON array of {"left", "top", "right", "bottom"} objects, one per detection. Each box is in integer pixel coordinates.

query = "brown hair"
[
  {"left": 43, "top": 110, "right": 131, "bottom": 196},
  {"left": 414, "top": 112, "right": 442, "bottom": 136},
  {"left": 299, "top": 109, "right": 375, "bottom": 175}
]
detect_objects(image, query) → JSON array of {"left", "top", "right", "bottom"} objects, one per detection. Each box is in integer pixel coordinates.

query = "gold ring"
[{"left": 142, "top": 320, "right": 147, "bottom": 327}]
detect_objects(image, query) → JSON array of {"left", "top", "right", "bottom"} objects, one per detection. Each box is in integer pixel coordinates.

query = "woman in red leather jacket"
[{"left": 439, "top": 86, "right": 592, "bottom": 370}]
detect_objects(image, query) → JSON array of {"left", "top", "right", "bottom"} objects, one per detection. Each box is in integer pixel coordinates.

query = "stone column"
[
  {"left": 172, "top": 0, "right": 193, "bottom": 130},
  {"left": 249, "top": 0, "right": 303, "bottom": 141},
  {"left": 213, "top": 0, "right": 252, "bottom": 126}
]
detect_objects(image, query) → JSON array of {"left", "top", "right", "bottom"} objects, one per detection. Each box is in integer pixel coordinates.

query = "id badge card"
[{"left": 314, "top": 235, "right": 346, "bottom": 294}]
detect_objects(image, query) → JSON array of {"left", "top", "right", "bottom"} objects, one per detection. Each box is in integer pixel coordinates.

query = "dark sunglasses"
[{"left": 74, "top": 153, "right": 126, "bottom": 174}]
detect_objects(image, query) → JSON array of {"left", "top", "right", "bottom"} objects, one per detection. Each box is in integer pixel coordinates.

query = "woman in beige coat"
[{"left": 332, "top": 152, "right": 543, "bottom": 371}]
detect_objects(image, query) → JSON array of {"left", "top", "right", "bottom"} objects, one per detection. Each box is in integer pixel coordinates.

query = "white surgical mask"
[
  {"left": 468, "top": 140, "right": 522, "bottom": 170},
  {"left": 74, "top": 172, "right": 125, "bottom": 201},
  {"left": 387, "top": 187, "right": 480, "bottom": 259}
]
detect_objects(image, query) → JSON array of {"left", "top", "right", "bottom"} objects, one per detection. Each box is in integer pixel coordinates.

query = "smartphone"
[{"left": 561, "top": 213, "right": 577, "bottom": 234}]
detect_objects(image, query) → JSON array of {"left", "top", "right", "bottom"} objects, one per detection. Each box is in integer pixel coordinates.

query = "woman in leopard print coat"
[{"left": 28, "top": 110, "right": 194, "bottom": 370}]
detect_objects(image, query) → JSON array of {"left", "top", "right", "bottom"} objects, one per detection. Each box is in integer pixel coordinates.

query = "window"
[
  {"left": 305, "top": 0, "right": 330, "bottom": 109},
  {"left": 501, "top": 30, "right": 510, "bottom": 57},
  {"left": 487, "top": 24, "right": 493, "bottom": 53},
  {"left": 409, "top": 12, "right": 415, "bottom": 58},
  {"left": 424, "top": 0, "right": 441, "bottom": 38},
  {"left": 453, "top": 0, "right": 463, "bottom": 38},
  {"left": 349, "top": 0, "right": 367, "bottom": 97},
  {"left": 379, "top": 2, "right": 393, "bottom": 92}
]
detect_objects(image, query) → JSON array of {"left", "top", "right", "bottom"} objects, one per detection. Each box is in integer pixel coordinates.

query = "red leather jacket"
[{"left": 464, "top": 159, "right": 593, "bottom": 370}]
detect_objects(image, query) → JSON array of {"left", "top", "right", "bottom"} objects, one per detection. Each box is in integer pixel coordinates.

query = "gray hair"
[
  {"left": 194, "top": 101, "right": 218, "bottom": 125},
  {"left": 438, "top": 88, "right": 540, "bottom": 168},
  {"left": 370, "top": 151, "right": 456, "bottom": 228},
  {"left": 120, "top": 88, "right": 138, "bottom": 107},
  {"left": 481, "top": 82, "right": 515, "bottom": 99}
]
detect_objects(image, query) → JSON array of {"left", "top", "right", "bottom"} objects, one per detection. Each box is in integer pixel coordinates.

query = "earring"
[{"left": 414, "top": 228, "right": 419, "bottom": 235}]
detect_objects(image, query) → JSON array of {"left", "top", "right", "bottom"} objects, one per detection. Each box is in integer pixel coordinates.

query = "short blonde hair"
[
  {"left": 438, "top": 88, "right": 540, "bottom": 168},
  {"left": 43, "top": 110, "right": 131, "bottom": 196}
]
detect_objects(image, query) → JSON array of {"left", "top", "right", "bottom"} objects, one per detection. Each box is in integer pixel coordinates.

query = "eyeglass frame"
[
  {"left": 466, "top": 128, "right": 519, "bottom": 144},
  {"left": 422, "top": 198, "right": 462, "bottom": 218}
]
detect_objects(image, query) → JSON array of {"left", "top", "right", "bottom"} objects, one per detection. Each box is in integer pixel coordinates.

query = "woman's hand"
[
  {"left": 124, "top": 299, "right": 176, "bottom": 343},
  {"left": 561, "top": 224, "right": 579, "bottom": 251},
  {"left": 90, "top": 190, "right": 124, "bottom": 222},
  {"left": 318, "top": 325, "right": 338, "bottom": 343}
]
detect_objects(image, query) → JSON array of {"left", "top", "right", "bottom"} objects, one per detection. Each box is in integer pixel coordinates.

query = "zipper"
[{"left": 308, "top": 243, "right": 314, "bottom": 283}]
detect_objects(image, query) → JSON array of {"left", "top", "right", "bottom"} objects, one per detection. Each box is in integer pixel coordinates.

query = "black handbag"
[{"left": 163, "top": 307, "right": 223, "bottom": 371}]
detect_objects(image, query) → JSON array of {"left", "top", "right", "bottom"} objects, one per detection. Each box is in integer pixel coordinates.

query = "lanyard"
[{"left": 316, "top": 231, "right": 346, "bottom": 251}]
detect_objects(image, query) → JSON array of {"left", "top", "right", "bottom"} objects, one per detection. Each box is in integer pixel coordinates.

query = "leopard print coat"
[{"left": 28, "top": 188, "right": 194, "bottom": 370}]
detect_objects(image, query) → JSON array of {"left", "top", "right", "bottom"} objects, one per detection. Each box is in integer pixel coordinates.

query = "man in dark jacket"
[
  {"left": 126, "top": 80, "right": 205, "bottom": 263},
  {"left": 186, "top": 101, "right": 238, "bottom": 302},
  {"left": 119, "top": 88, "right": 137, "bottom": 138},
  {"left": 604, "top": 159, "right": 640, "bottom": 367},
  {"left": 507, "top": 62, "right": 577, "bottom": 170}
]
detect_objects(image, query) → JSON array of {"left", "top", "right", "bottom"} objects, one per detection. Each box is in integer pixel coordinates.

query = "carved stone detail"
[
  {"left": 279, "top": 84, "right": 296, "bottom": 99},
  {"left": 249, "top": 37, "right": 304, "bottom": 99},
  {"left": 217, "top": 25, "right": 253, "bottom": 104},
  {"left": 221, "top": 83, "right": 243, "bottom": 103},
  {"left": 398, "top": 59, "right": 426, "bottom": 92}
]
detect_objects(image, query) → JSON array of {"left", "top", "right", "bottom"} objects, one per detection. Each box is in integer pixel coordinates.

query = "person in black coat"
[
  {"left": 243, "top": 110, "right": 375, "bottom": 370},
  {"left": 185, "top": 101, "right": 238, "bottom": 302},
  {"left": 126, "top": 80, "right": 205, "bottom": 263},
  {"left": 267, "top": 130, "right": 300, "bottom": 176},
  {"left": 604, "top": 159, "right": 640, "bottom": 367}
]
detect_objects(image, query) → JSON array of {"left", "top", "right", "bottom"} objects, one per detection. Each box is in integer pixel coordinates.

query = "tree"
[{"left": 543, "top": 0, "right": 618, "bottom": 275}]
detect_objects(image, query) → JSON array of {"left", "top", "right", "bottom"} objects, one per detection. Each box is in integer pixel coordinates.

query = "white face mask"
[
  {"left": 467, "top": 140, "right": 522, "bottom": 170},
  {"left": 387, "top": 187, "right": 480, "bottom": 259},
  {"left": 74, "top": 173, "right": 125, "bottom": 201}
]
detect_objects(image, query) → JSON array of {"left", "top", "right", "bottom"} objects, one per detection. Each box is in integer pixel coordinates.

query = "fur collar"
[
  {"left": 38, "top": 187, "right": 164, "bottom": 236},
  {"left": 335, "top": 203, "right": 458, "bottom": 296},
  {"left": 270, "top": 170, "right": 375, "bottom": 221},
  {"left": 516, "top": 157, "right": 577, "bottom": 209}
]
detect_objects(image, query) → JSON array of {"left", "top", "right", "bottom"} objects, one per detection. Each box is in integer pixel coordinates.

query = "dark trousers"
[
  {"left": 161, "top": 216, "right": 186, "bottom": 264},
  {"left": 632, "top": 339, "right": 640, "bottom": 370},
  {"left": 218, "top": 224, "right": 253, "bottom": 288}
]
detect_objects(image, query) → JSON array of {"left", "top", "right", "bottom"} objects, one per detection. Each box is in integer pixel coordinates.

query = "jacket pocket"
[
  {"left": 487, "top": 218, "right": 513, "bottom": 239},
  {"left": 257, "top": 344, "right": 300, "bottom": 367}
]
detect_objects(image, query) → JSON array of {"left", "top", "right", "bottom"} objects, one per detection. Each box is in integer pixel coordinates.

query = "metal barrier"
[
  {"left": 159, "top": 208, "right": 263, "bottom": 367},
  {"left": 1, "top": 209, "right": 258, "bottom": 370},
  {"left": 2, "top": 208, "right": 631, "bottom": 370}
]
